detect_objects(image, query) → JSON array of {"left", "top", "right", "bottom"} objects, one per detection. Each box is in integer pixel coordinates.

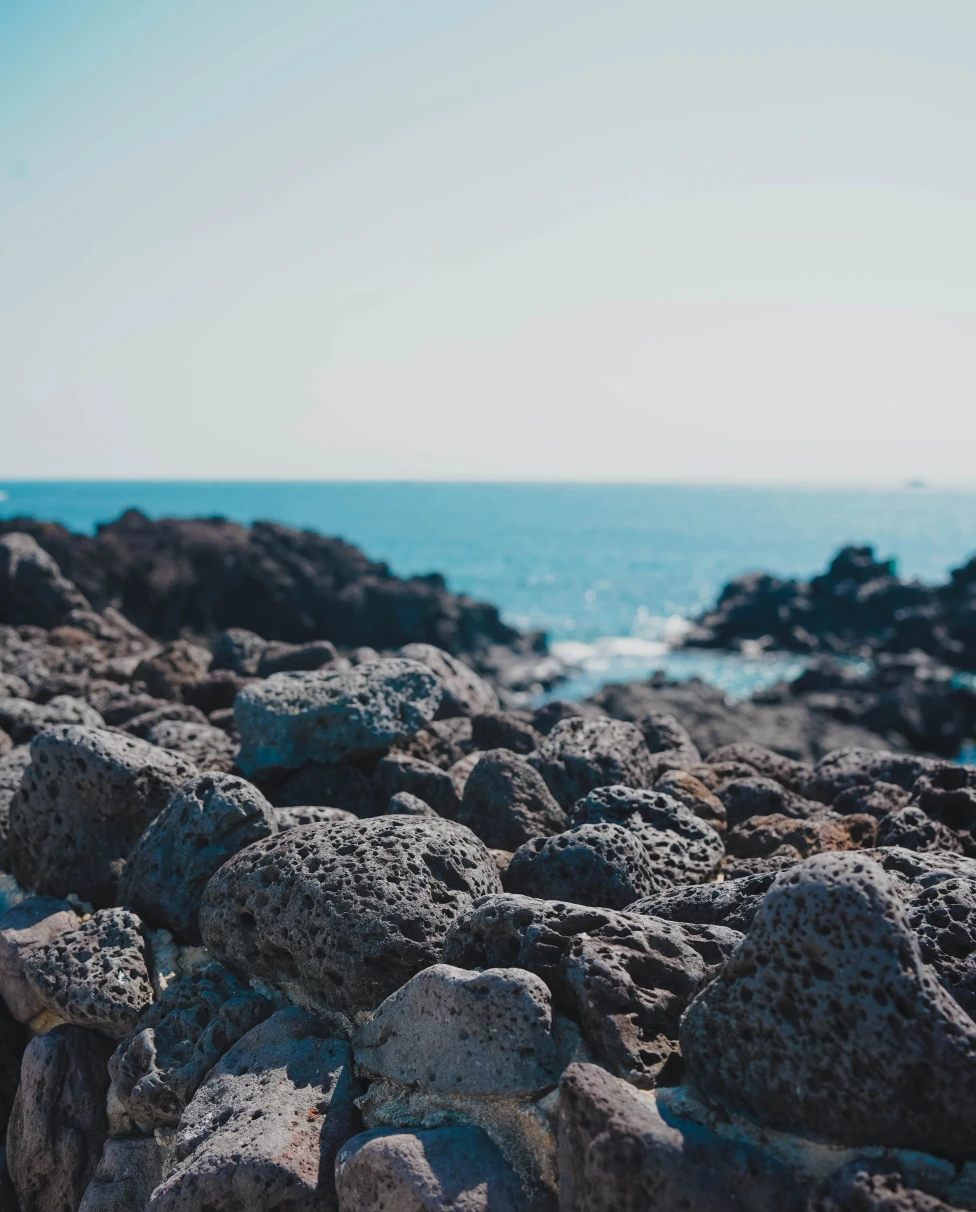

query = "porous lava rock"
[
  {"left": 458, "top": 749, "right": 568, "bottom": 850},
  {"left": 653, "top": 769, "right": 727, "bottom": 834},
  {"left": 905, "top": 876, "right": 976, "bottom": 1020},
  {"left": 397, "top": 643, "right": 499, "bottom": 717},
  {"left": 505, "top": 824, "right": 664, "bottom": 909},
  {"left": 627, "top": 869, "right": 779, "bottom": 933},
  {"left": 0, "top": 695, "right": 104, "bottom": 743},
  {"left": 680, "top": 853, "right": 976, "bottom": 1158},
  {"left": 132, "top": 640, "right": 211, "bottom": 702},
  {"left": 274, "top": 804, "right": 357, "bottom": 830},
  {"left": 726, "top": 811, "right": 877, "bottom": 859},
  {"left": 234, "top": 659, "right": 442, "bottom": 776},
  {"left": 372, "top": 753, "right": 459, "bottom": 818},
  {"left": 706, "top": 742, "right": 812, "bottom": 793},
  {"left": 529, "top": 717, "right": 655, "bottom": 810},
  {"left": 118, "top": 772, "right": 278, "bottom": 942},
  {"left": 470, "top": 710, "right": 541, "bottom": 755},
  {"left": 144, "top": 719, "right": 238, "bottom": 772},
  {"left": 8, "top": 726, "right": 195, "bottom": 905},
  {"left": 719, "top": 776, "right": 822, "bottom": 828},
  {"left": 876, "top": 807, "right": 962, "bottom": 853},
  {"left": 200, "top": 816, "right": 501, "bottom": 1024},
  {"left": 79, "top": 1136, "right": 169, "bottom": 1212},
  {"left": 804, "top": 748, "right": 944, "bottom": 804},
  {"left": 0, "top": 895, "right": 77, "bottom": 1023}
]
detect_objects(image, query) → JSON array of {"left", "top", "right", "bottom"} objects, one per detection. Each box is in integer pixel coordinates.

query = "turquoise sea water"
[{"left": 2, "top": 481, "right": 975, "bottom": 700}]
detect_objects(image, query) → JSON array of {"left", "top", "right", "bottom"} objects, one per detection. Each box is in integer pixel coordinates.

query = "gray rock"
[
  {"left": 7, "top": 1026, "right": 113, "bottom": 1212},
  {"left": 132, "top": 640, "right": 212, "bottom": 702},
  {"left": 145, "top": 719, "right": 238, "bottom": 772},
  {"left": 0, "top": 895, "right": 77, "bottom": 1022},
  {"left": 636, "top": 711, "right": 702, "bottom": 777},
  {"left": 257, "top": 639, "right": 341, "bottom": 676},
  {"left": 200, "top": 816, "right": 501, "bottom": 1023},
  {"left": 397, "top": 643, "right": 499, "bottom": 717},
  {"left": 627, "top": 870, "right": 779, "bottom": 933},
  {"left": 470, "top": 711, "right": 541, "bottom": 755},
  {"left": 0, "top": 695, "right": 105, "bottom": 744},
  {"left": 859, "top": 847, "right": 976, "bottom": 900},
  {"left": 706, "top": 742, "right": 812, "bottom": 793},
  {"left": 833, "top": 781, "right": 911, "bottom": 819},
  {"left": 719, "top": 776, "right": 822, "bottom": 828},
  {"left": 122, "top": 703, "right": 210, "bottom": 738},
  {"left": 458, "top": 750, "right": 568, "bottom": 850},
  {"left": 804, "top": 749, "right": 944, "bottom": 804},
  {"left": 653, "top": 770, "right": 727, "bottom": 834},
  {"left": 118, "top": 773, "right": 278, "bottom": 943},
  {"left": 211, "top": 628, "right": 268, "bottom": 676},
  {"left": 23, "top": 907, "right": 154, "bottom": 1039},
  {"left": 354, "top": 964, "right": 563, "bottom": 1097},
  {"left": 8, "top": 726, "right": 195, "bottom": 905},
  {"left": 569, "top": 786, "right": 724, "bottom": 885},
  {"left": 529, "top": 717, "right": 656, "bottom": 810},
  {"left": 373, "top": 753, "right": 459, "bottom": 818},
  {"left": 0, "top": 1001, "right": 26, "bottom": 1137},
  {"left": 385, "top": 791, "right": 438, "bottom": 817},
  {"left": 809, "top": 1163, "right": 963, "bottom": 1212},
  {"left": 912, "top": 767, "right": 976, "bottom": 851},
  {"left": 268, "top": 759, "right": 373, "bottom": 814},
  {"left": 0, "top": 532, "right": 90, "bottom": 628},
  {"left": 905, "top": 876, "right": 976, "bottom": 1021},
  {"left": 680, "top": 853, "right": 976, "bottom": 1158},
  {"left": 0, "top": 729, "right": 10, "bottom": 758},
  {"left": 79, "top": 1136, "right": 168, "bottom": 1212},
  {"left": 149, "top": 1007, "right": 360, "bottom": 1212},
  {"left": 505, "top": 824, "right": 665, "bottom": 909},
  {"left": 335, "top": 1126, "right": 530, "bottom": 1212},
  {"left": 109, "top": 962, "right": 275, "bottom": 1128},
  {"left": 0, "top": 674, "right": 30, "bottom": 699},
  {"left": 235, "top": 659, "right": 442, "bottom": 776},
  {"left": 877, "top": 806, "right": 963, "bottom": 853},
  {"left": 274, "top": 804, "right": 358, "bottom": 830},
  {"left": 0, "top": 744, "right": 30, "bottom": 869}
]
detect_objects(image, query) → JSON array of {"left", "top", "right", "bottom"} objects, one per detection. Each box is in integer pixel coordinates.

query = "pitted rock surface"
[
  {"left": 132, "top": 640, "right": 212, "bottom": 702},
  {"left": 905, "top": 876, "right": 976, "bottom": 1020},
  {"left": 505, "top": 823, "right": 665, "bottom": 909},
  {"left": 834, "top": 782, "right": 911, "bottom": 820},
  {"left": 458, "top": 749, "right": 568, "bottom": 850},
  {"left": 877, "top": 806, "right": 963, "bottom": 853},
  {"left": 529, "top": 717, "right": 655, "bottom": 810},
  {"left": 118, "top": 772, "right": 278, "bottom": 942},
  {"left": 0, "top": 895, "right": 78, "bottom": 1022},
  {"left": 235, "top": 658, "right": 442, "bottom": 775},
  {"left": 8, "top": 726, "right": 195, "bottom": 905},
  {"left": 149, "top": 1007, "right": 360, "bottom": 1212},
  {"left": 109, "top": 962, "right": 275, "bottom": 1127},
  {"left": 397, "top": 643, "right": 499, "bottom": 717},
  {"left": 144, "top": 719, "right": 238, "bottom": 772},
  {"left": 859, "top": 847, "right": 976, "bottom": 900},
  {"left": 719, "top": 776, "right": 822, "bottom": 828},
  {"left": 569, "top": 786, "right": 724, "bottom": 885},
  {"left": 654, "top": 769, "right": 727, "bottom": 834},
  {"left": 636, "top": 711, "right": 701, "bottom": 777},
  {"left": 726, "top": 810, "right": 877, "bottom": 859},
  {"left": 23, "top": 906, "right": 154, "bottom": 1039},
  {"left": 707, "top": 742, "right": 811, "bottom": 793},
  {"left": 680, "top": 853, "right": 976, "bottom": 1158},
  {"left": 274, "top": 803, "right": 357, "bottom": 830},
  {"left": 911, "top": 767, "right": 976, "bottom": 853},
  {"left": 354, "top": 964, "right": 563, "bottom": 1097},
  {"left": 810, "top": 1163, "right": 963, "bottom": 1212},
  {"left": 200, "top": 816, "right": 502, "bottom": 1021},
  {"left": 628, "top": 869, "right": 779, "bottom": 933},
  {"left": 0, "top": 695, "right": 104, "bottom": 743},
  {"left": 0, "top": 743, "right": 30, "bottom": 868},
  {"left": 373, "top": 753, "right": 459, "bottom": 818},
  {"left": 804, "top": 749, "right": 943, "bottom": 804}
]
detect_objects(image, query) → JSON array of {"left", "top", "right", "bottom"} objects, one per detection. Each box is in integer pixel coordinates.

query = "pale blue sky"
[{"left": 2, "top": 0, "right": 975, "bottom": 480}]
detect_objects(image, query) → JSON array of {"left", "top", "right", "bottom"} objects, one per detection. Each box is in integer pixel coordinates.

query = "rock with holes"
[
  {"left": 680, "top": 853, "right": 976, "bottom": 1158},
  {"left": 372, "top": 754, "right": 459, "bottom": 818},
  {"left": 148, "top": 1007, "right": 361, "bottom": 1212},
  {"left": 834, "top": 782, "right": 911, "bottom": 819},
  {"left": 706, "top": 742, "right": 811, "bottom": 793},
  {"left": 118, "top": 773, "right": 278, "bottom": 943},
  {"left": 505, "top": 824, "right": 665, "bottom": 909},
  {"left": 132, "top": 640, "right": 212, "bottom": 702},
  {"left": 877, "top": 807, "right": 963, "bottom": 853},
  {"left": 8, "top": 726, "right": 195, "bottom": 905},
  {"left": 636, "top": 712, "right": 701, "bottom": 777},
  {"left": 0, "top": 895, "right": 78, "bottom": 1023},
  {"left": 145, "top": 719, "right": 238, "bottom": 772},
  {"left": 396, "top": 643, "right": 499, "bottom": 717},
  {"left": 628, "top": 869, "right": 779, "bottom": 933},
  {"left": 335, "top": 1125, "right": 531, "bottom": 1212},
  {"left": 79, "top": 1135, "right": 171, "bottom": 1212},
  {"left": 529, "top": 718, "right": 656, "bottom": 810},
  {"left": 23, "top": 907, "right": 154, "bottom": 1039},
  {"left": 200, "top": 816, "right": 501, "bottom": 1026},
  {"left": 458, "top": 750, "right": 568, "bottom": 850},
  {"left": 654, "top": 770, "right": 727, "bottom": 834},
  {"left": 274, "top": 804, "right": 357, "bottom": 830},
  {"left": 109, "top": 962, "right": 276, "bottom": 1128},
  {"left": 234, "top": 659, "right": 442, "bottom": 776},
  {"left": 719, "top": 777, "right": 822, "bottom": 828},
  {"left": 726, "top": 811, "right": 877, "bottom": 859},
  {"left": 0, "top": 743, "right": 30, "bottom": 868},
  {"left": 7, "top": 1026, "right": 114, "bottom": 1212},
  {"left": 808, "top": 1162, "right": 963, "bottom": 1212},
  {"left": 568, "top": 786, "right": 724, "bottom": 885},
  {"left": 905, "top": 876, "right": 976, "bottom": 1021},
  {"left": 804, "top": 749, "right": 943, "bottom": 805},
  {"left": 385, "top": 791, "right": 439, "bottom": 817},
  {"left": 0, "top": 695, "right": 104, "bottom": 744},
  {"left": 912, "top": 767, "right": 976, "bottom": 852}
]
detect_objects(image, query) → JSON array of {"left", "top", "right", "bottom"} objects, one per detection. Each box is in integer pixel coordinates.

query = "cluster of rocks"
[{"left": 4, "top": 524, "right": 976, "bottom": 1209}]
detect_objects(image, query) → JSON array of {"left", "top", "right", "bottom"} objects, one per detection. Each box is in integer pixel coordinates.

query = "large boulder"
[
  {"left": 680, "top": 853, "right": 976, "bottom": 1159},
  {"left": 0, "top": 532, "right": 90, "bottom": 628},
  {"left": 200, "top": 816, "right": 501, "bottom": 1025},
  {"left": 118, "top": 772, "right": 278, "bottom": 942},
  {"left": 458, "top": 750, "right": 568, "bottom": 850},
  {"left": 234, "top": 659, "right": 442, "bottom": 776},
  {"left": 397, "top": 643, "right": 500, "bottom": 717},
  {"left": 8, "top": 726, "right": 195, "bottom": 905},
  {"left": 529, "top": 718, "right": 655, "bottom": 810}
]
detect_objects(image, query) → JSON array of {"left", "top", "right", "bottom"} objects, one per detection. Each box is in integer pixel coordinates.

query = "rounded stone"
[
  {"left": 457, "top": 749, "right": 568, "bottom": 850},
  {"left": 529, "top": 717, "right": 656, "bottom": 809}
]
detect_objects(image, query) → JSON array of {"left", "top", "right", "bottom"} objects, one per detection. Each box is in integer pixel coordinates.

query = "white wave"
[
  {"left": 0, "top": 490, "right": 7, "bottom": 502},
  {"left": 551, "top": 635, "right": 669, "bottom": 668}
]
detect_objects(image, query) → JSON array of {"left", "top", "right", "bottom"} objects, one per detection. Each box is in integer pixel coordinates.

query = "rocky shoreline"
[{"left": 3, "top": 520, "right": 976, "bottom": 1211}]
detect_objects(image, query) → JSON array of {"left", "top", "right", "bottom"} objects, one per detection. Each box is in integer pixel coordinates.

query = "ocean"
[{"left": 3, "top": 481, "right": 976, "bottom": 702}]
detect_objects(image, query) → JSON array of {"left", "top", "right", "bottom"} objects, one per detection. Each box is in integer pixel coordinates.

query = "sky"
[{"left": 1, "top": 0, "right": 975, "bottom": 482}]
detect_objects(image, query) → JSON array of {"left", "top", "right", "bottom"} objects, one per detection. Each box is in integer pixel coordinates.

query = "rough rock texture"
[
  {"left": 0, "top": 532, "right": 90, "bottom": 628},
  {"left": 132, "top": 640, "right": 211, "bottom": 701},
  {"left": 706, "top": 741, "right": 812, "bottom": 792},
  {"left": 0, "top": 895, "right": 78, "bottom": 1022},
  {"left": 568, "top": 786, "right": 724, "bottom": 885},
  {"left": 458, "top": 750, "right": 568, "bottom": 850},
  {"left": 79, "top": 1136, "right": 169, "bottom": 1212},
  {"left": 627, "top": 869, "right": 779, "bottom": 933},
  {"left": 8, "top": 726, "right": 195, "bottom": 905},
  {"left": 266, "top": 760, "right": 373, "bottom": 815},
  {"left": 636, "top": 711, "right": 702, "bottom": 777},
  {"left": 118, "top": 772, "right": 278, "bottom": 943},
  {"left": 144, "top": 719, "right": 238, "bottom": 772},
  {"left": 0, "top": 744, "right": 30, "bottom": 868},
  {"left": 804, "top": 748, "right": 944, "bottom": 805},
  {"left": 834, "top": 781, "right": 911, "bottom": 819},
  {"left": 653, "top": 769, "right": 727, "bottom": 834},
  {"left": 373, "top": 753, "right": 460, "bottom": 818},
  {"left": 725, "top": 810, "right": 878, "bottom": 859},
  {"left": 397, "top": 643, "right": 500, "bottom": 717},
  {"left": 0, "top": 695, "right": 104, "bottom": 743},
  {"left": 471, "top": 710, "right": 541, "bottom": 755},
  {"left": 109, "top": 962, "right": 276, "bottom": 1128},
  {"left": 235, "top": 659, "right": 442, "bottom": 776},
  {"left": 200, "top": 816, "right": 502, "bottom": 1024},
  {"left": 148, "top": 1007, "right": 361, "bottom": 1212},
  {"left": 529, "top": 718, "right": 655, "bottom": 810},
  {"left": 335, "top": 1126, "right": 530, "bottom": 1212},
  {"left": 0, "top": 999, "right": 26, "bottom": 1136},
  {"left": 211, "top": 628, "right": 268, "bottom": 676},
  {"left": 7, "top": 1026, "right": 114, "bottom": 1212},
  {"left": 23, "top": 907, "right": 154, "bottom": 1039},
  {"left": 905, "top": 876, "right": 976, "bottom": 1020},
  {"left": 876, "top": 807, "right": 962, "bottom": 853},
  {"left": 809, "top": 1163, "right": 964, "bottom": 1212},
  {"left": 505, "top": 824, "right": 665, "bottom": 909},
  {"left": 680, "top": 853, "right": 976, "bottom": 1158},
  {"left": 386, "top": 791, "right": 439, "bottom": 817},
  {"left": 274, "top": 803, "right": 357, "bottom": 830},
  {"left": 719, "top": 776, "right": 822, "bottom": 828}
]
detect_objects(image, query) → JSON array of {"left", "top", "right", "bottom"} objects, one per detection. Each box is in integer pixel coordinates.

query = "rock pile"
[{"left": 3, "top": 527, "right": 976, "bottom": 1210}]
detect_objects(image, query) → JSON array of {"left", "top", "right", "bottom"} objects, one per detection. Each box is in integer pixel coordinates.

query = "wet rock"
[
  {"left": 133, "top": 640, "right": 211, "bottom": 702},
  {"left": 529, "top": 718, "right": 655, "bottom": 810},
  {"left": 235, "top": 659, "right": 442, "bottom": 776},
  {"left": 257, "top": 639, "right": 341, "bottom": 676},
  {"left": 905, "top": 876, "right": 976, "bottom": 1021},
  {"left": 149, "top": 1007, "right": 361, "bottom": 1212},
  {"left": 373, "top": 753, "right": 459, "bottom": 818},
  {"left": 653, "top": 769, "right": 727, "bottom": 834},
  {"left": 834, "top": 782, "right": 911, "bottom": 819},
  {"left": 0, "top": 694, "right": 104, "bottom": 743},
  {"left": 804, "top": 749, "right": 944, "bottom": 805},
  {"left": 471, "top": 710, "right": 541, "bottom": 755},
  {"left": 109, "top": 962, "right": 275, "bottom": 1128},
  {"left": 397, "top": 643, "right": 499, "bottom": 717},
  {"left": 267, "top": 759, "right": 373, "bottom": 815},
  {"left": 568, "top": 786, "right": 724, "bottom": 885},
  {"left": 706, "top": 742, "right": 812, "bottom": 793},
  {"left": 719, "top": 776, "right": 822, "bottom": 828},
  {"left": 726, "top": 811, "right": 877, "bottom": 859},
  {"left": 23, "top": 907, "right": 154, "bottom": 1039},
  {"left": 680, "top": 853, "right": 976, "bottom": 1158},
  {"left": 79, "top": 1135, "right": 168, "bottom": 1212},
  {"left": 505, "top": 824, "right": 665, "bottom": 909},
  {"left": 628, "top": 869, "right": 778, "bottom": 933},
  {"left": 7, "top": 1026, "right": 114, "bottom": 1212},
  {"left": 385, "top": 791, "right": 438, "bottom": 817},
  {"left": 145, "top": 719, "right": 238, "bottom": 772},
  {"left": 0, "top": 532, "right": 90, "bottom": 628},
  {"left": 335, "top": 1125, "right": 530, "bottom": 1212},
  {"left": 458, "top": 750, "right": 568, "bottom": 850},
  {"left": 0, "top": 895, "right": 77, "bottom": 1022},
  {"left": 200, "top": 816, "right": 501, "bottom": 1024},
  {"left": 274, "top": 803, "right": 357, "bottom": 830},
  {"left": 8, "top": 726, "right": 195, "bottom": 905},
  {"left": 118, "top": 772, "right": 278, "bottom": 943},
  {"left": 876, "top": 807, "right": 963, "bottom": 853}
]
